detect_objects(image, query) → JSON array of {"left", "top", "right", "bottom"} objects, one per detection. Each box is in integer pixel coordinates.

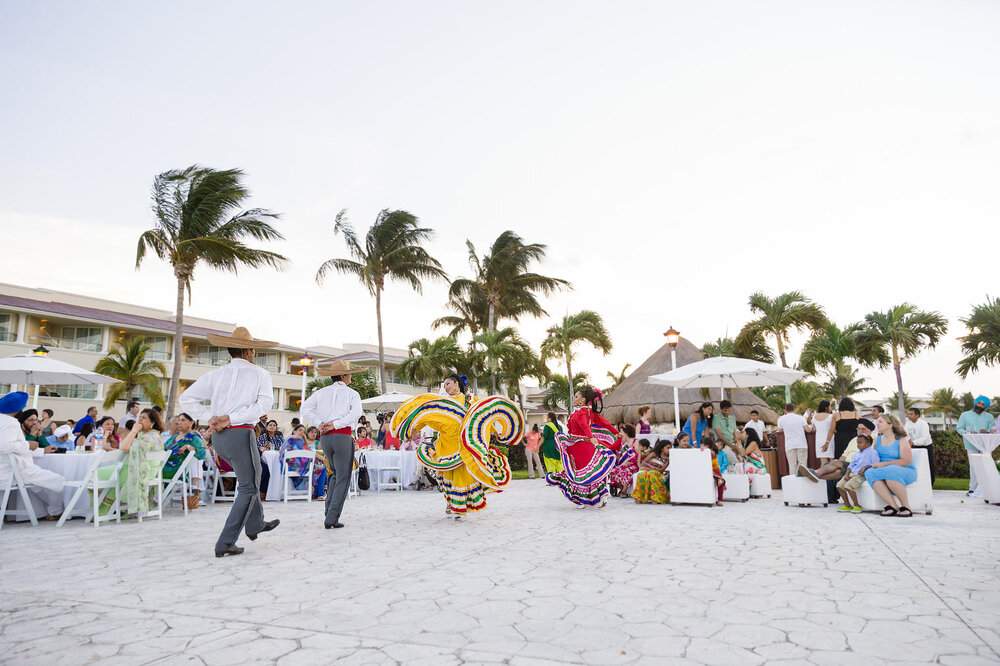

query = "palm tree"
[
  {"left": 605, "top": 363, "right": 632, "bottom": 394},
  {"left": 798, "top": 322, "right": 889, "bottom": 388},
  {"left": 854, "top": 303, "right": 948, "bottom": 419},
  {"left": 397, "top": 337, "right": 461, "bottom": 391},
  {"left": 305, "top": 369, "right": 379, "bottom": 401},
  {"left": 540, "top": 310, "right": 613, "bottom": 410},
  {"left": 819, "top": 361, "right": 874, "bottom": 400},
  {"left": 431, "top": 291, "right": 489, "bottom": 392},
  {"left": 94, "top": 337, "right": 167, "bottom": 409},
  {"left": 887, "top": 391, "right": 915, "bottom": 413},
  {"left": 957, "top": 297, "right": 1000, "bottom": 379},
  {"left": 735, "top": 291, "right": 827, "bottom": 369},
  {"left": 137, "top": 166, "right": 286, "bottom": 418},
  {"left": 449, "top": 231, "right": 569, "bottom": 334},
  {"left": 541, "top": 373, "right": 590, "bottom": 412},
  {"left": 497, "top": 346, "right": 549, "bottom": 406},
  {"left": 316, "top": 209, "right": 447, "bottom": 393},
  {"left": 471, "top": 327, "right": 532, "bottom": 394},
  {"left": 701, "top": 335, "right": 775, "bottom": 363},
  {"left": 789, "top": 380, "right": 830, "bottom": 412},
  {"left": 928, "top": 387, "right": 962, "bottom": 428}
]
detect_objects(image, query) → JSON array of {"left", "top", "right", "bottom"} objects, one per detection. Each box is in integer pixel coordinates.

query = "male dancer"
[
  {"left": 301, "top": 360, "right": 361, "bottom": 529},
  {"left": 179, "top": 327, "right": 279, "bottom": 557}
]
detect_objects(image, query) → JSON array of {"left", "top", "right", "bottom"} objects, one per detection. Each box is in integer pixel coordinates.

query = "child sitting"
[
  {"left": 702, "top": 437, "right": 726, "bottom": 506},
  {"left": 673, "top": 432, "right": 691, "bottom": 448},
  {"left": 836, "top": 434, "right": 880, "bottom": 513},
  {"left": 633, "top": 440, "right": 670, "bottom": 504}
]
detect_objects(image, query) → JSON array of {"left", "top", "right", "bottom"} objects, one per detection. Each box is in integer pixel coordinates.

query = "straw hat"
[
  {"left": 205, "top": 326, "right": 276, "bottom": 349},
  {"left": 317, "top": 360, "right": 353, "bottom": 377}
]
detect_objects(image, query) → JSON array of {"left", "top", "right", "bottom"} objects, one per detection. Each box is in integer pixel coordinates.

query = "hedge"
[{"left": 932, "top": 430, "right": 968, "bottom": 479}]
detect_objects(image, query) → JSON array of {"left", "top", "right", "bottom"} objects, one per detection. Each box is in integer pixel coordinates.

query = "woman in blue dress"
[
  {"left": 865, "top": 414, "right": 918, "bottom": 517},
  {"left": 683, "top": 402, "right": 714, "bottom": 446}
]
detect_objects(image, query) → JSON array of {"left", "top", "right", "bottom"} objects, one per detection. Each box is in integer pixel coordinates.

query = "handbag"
[{"left": 357, "top": 454, "right": 370, "bottom": 491}]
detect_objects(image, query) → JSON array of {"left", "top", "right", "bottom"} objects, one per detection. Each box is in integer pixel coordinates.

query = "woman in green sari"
[
  {"left": 95, "top": 408, "right": 165, "bottom": 517},
  {"left": 540, "top": 411, "right": 564, "bottom": 474}
]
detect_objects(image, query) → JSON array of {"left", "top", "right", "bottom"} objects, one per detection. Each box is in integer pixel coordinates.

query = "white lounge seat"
[
  {"left": 857, "top": 448, "right": 934, "bottom": 514},
  {"left": 668, "top": 448, "right": 716, "bottom": 506},
  {"left": 722, "top": 473, "right": 749, "bottom": 502},
  {"left": 781, "top": 474, "right": 829, "bottom": 507},
  {"left": 750, "top": 473, "right": 772, "bottom": 498}
]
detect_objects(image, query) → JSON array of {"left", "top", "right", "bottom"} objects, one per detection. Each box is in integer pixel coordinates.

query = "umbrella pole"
[{"left": 32, "top": 385, "right": 39, "bottom": 410}]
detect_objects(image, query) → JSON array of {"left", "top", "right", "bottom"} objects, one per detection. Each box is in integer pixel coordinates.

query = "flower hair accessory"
[{"left": 459, "top": 375, "right": 468, "bottom": 383}]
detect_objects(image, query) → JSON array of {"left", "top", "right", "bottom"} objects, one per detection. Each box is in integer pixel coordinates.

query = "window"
[
  {"left": 197, "top": 345, "right": 229, "bottom": 366},
  {"left": 59, "top": 326, "right": 102, "bottom": 352},
  {"left": 0, "top": 313, "right": 14, "bottom": 342},
  {"left": 272, "top": 388, "right": 279, "bottom": 410},
  {"left": 255, "top": 352, "right": 280, "bottom": 373},
  {"left": 145, "top": 336, "right": 171, "bottom": 360},
  {"left": 44, "top": 384, "right": 98, "bottom": 400}
]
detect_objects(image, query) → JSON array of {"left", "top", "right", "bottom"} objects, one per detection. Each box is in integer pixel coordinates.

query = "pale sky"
[{"left": 2, "top": 0, "right": 999, "bottom": 399}]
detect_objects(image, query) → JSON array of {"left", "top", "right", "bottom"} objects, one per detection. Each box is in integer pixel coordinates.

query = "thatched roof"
[{"left": 602, "top": 337, "right": 780, "bottom": 425}]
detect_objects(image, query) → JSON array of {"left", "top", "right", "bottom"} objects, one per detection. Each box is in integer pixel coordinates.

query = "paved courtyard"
[{"left": 1, "top": 480, "right": 999, "bottom": 665}]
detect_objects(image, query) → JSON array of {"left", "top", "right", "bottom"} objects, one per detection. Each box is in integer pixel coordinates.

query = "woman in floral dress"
[{"left": 96, "top": 408, "right": 165, "bottom": 517}]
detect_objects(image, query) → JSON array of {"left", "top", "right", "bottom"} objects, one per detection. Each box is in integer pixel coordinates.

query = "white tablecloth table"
[
  {"left": 262, "top": 450, "right": 304, "bottom": 501},
  {"left": 965, "top": 434, "right": 1000, "bottom": 505},
  {"left": 357, "top": 449, "right": 419, "bottom": 490},
  {"left": 7, "top": 451, "right": 100, "bottom": 521}
]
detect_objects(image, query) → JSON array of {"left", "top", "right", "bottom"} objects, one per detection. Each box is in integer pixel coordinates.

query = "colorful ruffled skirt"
[
  {"left": 608, "top": 447, "right": 639, "bottom": 493},
  {"left": 545, "top": 432, "right": 624, "bottom": 506},
  {"left": 633, "top": 470, "right": 669, "bottom": 504}
]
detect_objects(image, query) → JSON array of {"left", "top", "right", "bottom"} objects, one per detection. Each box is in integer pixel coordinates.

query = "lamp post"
[
  {"left": 31, "top": 345, "right": 49, "bottom": 409},
  {"left": 299, "top": 352, "right": 313, "bottom": 409},
  {"left": 664, "top": 327, "right": 681, "bottom": 433}
]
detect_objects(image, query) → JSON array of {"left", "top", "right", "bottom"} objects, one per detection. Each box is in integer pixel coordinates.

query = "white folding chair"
[
  {"left": 282, "top": 450, "right": 315, "bottom": 502},
  {"left": 137, "top": 451, "right": 169, "bottom": 522},
  {"left": 202, "top": 454, "right": 219, "bottom": 503},
  {"left": 377, "top": 450, "right": 403, "bottom": 492},
  {"left": 58, "top": 450, "right": 126, "bottom": 528},
  {"left": 349, "top": 451, "right": 364, "bottom": 498},
  {"left": 161, "top": 451, "right": 195, "bottom": 515},
  {"left": 0, "top": 453, "right": 39, "bottom": 529},
  {"left": 212, "top": 449, "right": 238, "bottom": 503}
]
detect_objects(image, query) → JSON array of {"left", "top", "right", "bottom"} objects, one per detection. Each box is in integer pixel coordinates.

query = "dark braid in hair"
[{"left": 579, "top": 385, "right": 604, "bottom": 413}]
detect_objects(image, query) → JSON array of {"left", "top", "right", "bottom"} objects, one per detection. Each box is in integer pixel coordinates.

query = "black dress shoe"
[
  {"left": 325, "top": 522, "right": 345, "bottom": 529},
  {"left": 215, "top": 545, "right": 245, "bottom": 558},
  {"left": 248, "top": 519, "right": 280, "bottom": 541}
]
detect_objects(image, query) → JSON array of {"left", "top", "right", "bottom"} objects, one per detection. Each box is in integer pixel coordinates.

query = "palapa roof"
[{"left": 602, "top": 337, "right": 780, "bottom": 425}]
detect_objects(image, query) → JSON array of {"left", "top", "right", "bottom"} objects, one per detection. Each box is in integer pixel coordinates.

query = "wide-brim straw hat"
[
  {"left": 317, "top": 360, "right": 353, "bottom": 377},
  {"left": 205, "top": 326, "right": 277, "bottom": 349}
]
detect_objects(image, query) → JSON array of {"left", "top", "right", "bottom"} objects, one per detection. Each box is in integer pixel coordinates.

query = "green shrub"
[
  {"left": 932, "top": 430, "right": 968, "bottom": 478},
  {"left": 498, "top": 442, "right": 528, "bottom": 471}
]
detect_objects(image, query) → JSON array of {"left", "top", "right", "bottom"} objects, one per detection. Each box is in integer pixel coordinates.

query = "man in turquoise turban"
[{"left": 956, "top": 396, "right": 996, "bottom": 498}]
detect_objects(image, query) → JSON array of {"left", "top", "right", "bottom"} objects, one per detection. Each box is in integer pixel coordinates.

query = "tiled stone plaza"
[{"left": 1, "top": 481, "right": 999, "bottom": 665}]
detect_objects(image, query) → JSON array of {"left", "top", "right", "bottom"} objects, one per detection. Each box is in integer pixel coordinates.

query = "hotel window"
[
  {"left": 272, "top": 388, "right": 279, "bottom": 410},
  {"left": 197, "top": 345, "right": 229, "bottom": 366},
  {"left": 44, "top": 384, "right": 98, "bottom": 400},
  {"left": 254, "top": 351, "right": 280, "bottom": 373},
  {"left": 0, "top": 313, "right": 14, "bottom": 342},
  {"left": 145, "top": 336, "right": 171, "bottom": 360},
  {"left": 59, "top": 326, "right": 102, "bottom": 352}
]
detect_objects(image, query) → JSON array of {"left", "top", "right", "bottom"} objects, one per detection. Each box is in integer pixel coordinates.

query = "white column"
[
  {"left": 101, "top": 326, "right": 111, "bottom": 352},
  {"left": 16, "top": 314, "right": 27, "bottom": 344}
]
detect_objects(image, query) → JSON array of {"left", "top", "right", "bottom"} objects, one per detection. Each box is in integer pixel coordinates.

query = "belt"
[
  {"left": 323, "top": 426, "right": 351, "bottom": 436},
  {"left": 225, "top": 425, "right": 255, "bottom": 430}
]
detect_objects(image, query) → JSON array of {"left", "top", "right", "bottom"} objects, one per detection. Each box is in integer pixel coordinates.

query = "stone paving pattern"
[{"left": 1, "top": 480, "right": 999, "bottom": 665}]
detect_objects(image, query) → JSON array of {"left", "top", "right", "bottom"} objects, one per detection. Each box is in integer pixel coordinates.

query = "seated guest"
[
  {"left": 40, "top": 409, "right": 55, "bottom": 437},
  {"left": 280, "top": 425, "right": 313, "bottom": 491},
  {"left": 255, "top": 419, "right": 283, "bottom": 500},
  {"left": 836, "top": 434, "right": 879, "bottom": 513},
  {"left": 95, "top": 408, "right": 165, "bottom": 517},
  {"left": 672, "top": 432, "right": 691, "bottom": 449},
  {"left": 799, "top": 418, "right": 874, "bottom": 482},
  {"left": 633, "top": 440, "right": 670, "bottom": 504},
  {"left": 47, "top": 424, "right": 75, "bottom": 450},
  {"left": 702, "top": 437, "right": 726, "bottom": 506},
  {"left": 119, "top": 401, "right": 140, "bottom": 437},
  {"left": 355, "top": 426, "right": 374, "bottom": 449},
  {"left": 384, "top": 426, "right": 401, "bottom": 450},
  {"left": 306, "top": 426, "right": 327, "bottom": 499},
  {"left": 87, "top": 416, "right": 119, "bottom": 451},
  {"left": 74, "top": 422, "right": 94, "bottom": 451},
  {"left": 609, "top": 424, "right": 638, "bottom": 497},
  {"left": 163, "top": 412, "right": 206, "bottom": 510},
  {"left": 865, "top": 414, "right": 918, "bottom": 517},
  {"left": 16, "top": 409, "right": 49, "bottom": 450},
  {"left": 400, "top": 431, "right": 420, "bottom": 451},
  {"left": 72, "top": 406, "right": 98, "bottom": 435},
  {"left": 0, "top": 393, "right": 64, "bottom": 520}
]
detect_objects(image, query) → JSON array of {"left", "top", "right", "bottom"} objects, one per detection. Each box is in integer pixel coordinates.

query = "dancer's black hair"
[
  {"left": 445, "top": 373, "right": 468, "bottom": 394},
  {"left": 578, "top": 385, "right": 604, "bottom": 413}
]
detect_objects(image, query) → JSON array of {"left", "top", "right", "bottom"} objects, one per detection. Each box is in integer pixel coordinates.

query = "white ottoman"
[
  {"left": 749, "top": 473, "right": 772, "bottom": 498},
  {"left": 722, "top": 473, "right": 749, "bottom": 502},
  {"left": 781, "top": 475, "right": 829, "bottom": 507},
  {"left": 857, "top": 448, "right": 935, "bottom": 514}
]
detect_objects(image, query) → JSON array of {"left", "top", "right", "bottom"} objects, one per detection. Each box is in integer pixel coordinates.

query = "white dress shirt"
[
  {"left": 301, "top": 381, "right": 362, "bottom": 430},
  {"left": 0, "top": 414, "right": 61, "bottom": 491},
  {"left": 744, "top": 419, "right": 765, "bottom": 441},
  {"left": 904, "top": 417, "right": 932, "bottom": 447},
  {"left": 777, "top": 413, "right": 808, "bottom": 450},
  {"left": 178, "top": 358, "right": 273, "bottom": 426}
]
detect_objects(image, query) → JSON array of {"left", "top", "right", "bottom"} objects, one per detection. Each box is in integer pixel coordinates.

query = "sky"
[{"left": 2, "top": 0, "right": 999, "bottom": 399}]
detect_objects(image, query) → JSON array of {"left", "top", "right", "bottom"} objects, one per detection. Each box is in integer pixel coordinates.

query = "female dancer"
[
  {"left": 545, "top": 385, "right": 625, "bottom": 508},
  {"left": 391, "top": 374, "right": 523, "bottom": 519}
]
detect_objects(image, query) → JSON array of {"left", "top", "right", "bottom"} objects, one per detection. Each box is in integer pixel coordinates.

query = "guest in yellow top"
[{"left": 391, "top": 374, "right": 523, "bottom": 520}]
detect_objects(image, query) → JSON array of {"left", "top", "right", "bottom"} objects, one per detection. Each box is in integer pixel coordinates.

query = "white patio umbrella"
[
  {"left": 361, "top": 391, "right": 416, "bottom": 412},
  {"left": 647, "top": 356, "right": 807, "bottom": 400},
  {"left": 0, "top": 353, "right": 120, "bottom": 408}
]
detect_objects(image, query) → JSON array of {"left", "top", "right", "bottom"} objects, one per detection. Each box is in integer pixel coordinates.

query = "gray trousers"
[
  {"left": 213, "top": 428, "right": 267, "bottom": 549},
  {"left": 321, "top": 433, "right": 354, "bottom": 526}
]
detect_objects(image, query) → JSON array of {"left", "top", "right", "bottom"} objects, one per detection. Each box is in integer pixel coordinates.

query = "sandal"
[
  {"left": 880, "top": 506, "right": 898, "bottom": 517},
  {"left": 896, "top": 506, "right": 913, "bottom": 518}
]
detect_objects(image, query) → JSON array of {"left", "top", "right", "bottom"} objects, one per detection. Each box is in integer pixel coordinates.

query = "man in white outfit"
[{"left": 0, "top": 391, "right": 65, "bottom": 520}]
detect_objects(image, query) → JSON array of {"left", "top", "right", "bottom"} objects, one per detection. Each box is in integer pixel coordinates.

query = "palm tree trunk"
[
  {"left": 376, "top": 287, "right": 387, "bottom": 394},
  {"left": 776, "top": 336, "right": 791, "bottom": 402},
  {"left": 566, "top": 353, "right": 573, "bottom": 414},
  {"left": 488, "top": 301, "right": 496, "bottom": 333},
  {"left": 490, "top": 362, "right": 497, "bottom": 394},
  {"left": 166, "top": 274, "right": 185, "bottom": 419},
  {"left": 892, "top": 346, "right": 905, "bottom": 420}
]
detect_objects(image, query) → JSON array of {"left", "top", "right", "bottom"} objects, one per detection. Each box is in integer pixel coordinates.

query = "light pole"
[
  {"left": 31, "top": 345, "right": 49, "bottom": 409},
  {"left": 664, "top": 327, "right": 681, "bottom": 434},
  {"left": 299, "top": 352, "right": 313, "bottom": 410}
]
